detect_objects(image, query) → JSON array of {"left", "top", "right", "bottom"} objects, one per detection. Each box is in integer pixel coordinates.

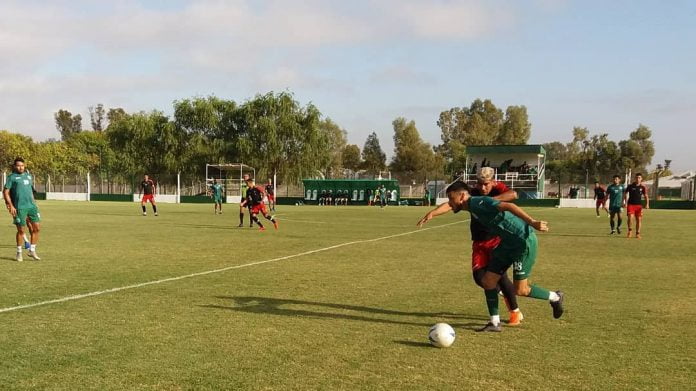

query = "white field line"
[{"left": 0, "top": 220, "right": 467, "bottom": 314}]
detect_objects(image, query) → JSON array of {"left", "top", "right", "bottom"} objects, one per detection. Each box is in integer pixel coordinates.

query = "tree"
[
  {"left": 342, "top": 144, "right": 362, "bottom": 172},
  {"left": 390, "top": 117, "right": 442, "bottom": 181},
  {"left": 89, "top": 103, "right": 106, "bottom": 131},
  {"left": 619, "top": 124, "right": 654, "bottom": 174},
  {"left": 318, "top": 118, "right": 347, "bottom": 178},
  {"left": 0, "top": 130, "right": 34, "bottom": 170},
  {"left": 361, "top": 132, "right": 386, "bottom": 176},
  {"left": 498, "top": 105, "right": 531, "bottom": 144},
  {"left": 106, "top": 108, "right": 127, "bottom": 128},
  {"left": 54, "top": 109, "right": 82, "bottom": 140},
  {"left": 436, "top": 99, "right": 531, "bottom": 175}
]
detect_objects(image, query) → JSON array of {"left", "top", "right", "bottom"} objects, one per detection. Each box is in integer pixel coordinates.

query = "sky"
[{"left": 1, "top": 0, "right": 694, "bottom": 172}]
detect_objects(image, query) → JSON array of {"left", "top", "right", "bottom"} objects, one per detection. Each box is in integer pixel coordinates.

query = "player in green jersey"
[
  {"left": 209, "top": 179, "right": 224, "bottom": 215},
  {"left": 606, "top": 175, "right": 625, "bottom": 235},
  {"left": 3, "top": 157, "right": 41, "bottom": 261},
  {"left": 418, "top": 181, "right": 564, "bottom": 332}
]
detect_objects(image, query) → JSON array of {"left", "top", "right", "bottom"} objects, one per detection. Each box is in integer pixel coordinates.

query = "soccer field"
[{"left": 0, "top": 202, "right": 694, "bottom": 390}]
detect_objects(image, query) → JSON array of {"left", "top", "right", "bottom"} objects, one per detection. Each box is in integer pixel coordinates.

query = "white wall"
[
  {"left": 46, "top": 192, "right": 89, "bottom": 201},
  {"left": 559, "top": 199, "right": 596, "bottom": 208},
  {"left": 132, "top": 194, "right": 179, "bottom": 203}
]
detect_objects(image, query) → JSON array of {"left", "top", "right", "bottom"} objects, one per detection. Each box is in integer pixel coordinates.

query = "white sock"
[
  {"left": 490, "top": 315, "right": 501, "bottom": 325},
  {"left": 511, "top": 308, "right": 520, "bottom": 313},
  {"left": 549, "top": 291, "right": 560, "bottom": 302},
  {"left": 30, "top": 244, "right": 36, "bottom": 252},
  {"left": 16, "top": 246, "right": 22, "bottom": 253}
]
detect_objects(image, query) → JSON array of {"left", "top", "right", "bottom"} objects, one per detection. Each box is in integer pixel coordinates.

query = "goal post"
[{"left": 205, "top": 163, "right": 256, "bottom": 203}]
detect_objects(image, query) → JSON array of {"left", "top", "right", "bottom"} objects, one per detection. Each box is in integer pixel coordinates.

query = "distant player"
[
  {"left": 319, "top": 190, "right": 327, "bottom": 206},
  {"left": 238, "top": 173, "right": 252, "bottom": 227},
  {"left": 210, "top": 179, "right": 224, "bottom": 214},
  {"left": 606, "top": 175, "right": 625, "bottom": 235},
  {"left": 418, "top": 181, "right": 564, "bottom": 332},
  {"left": 241, "top": 178, "right": 278, "bottom": 231},
  {"left": 139, "top": 174, "right": 158, "bottom": 216},
  {"left": 3, "top": 157, "right": 42, "bottom": 261},
  {"left": 593, "top": 181, "right": 609, "bottom": 217},
  {"left": 418, "top": 168, "right": 524, "bottom": 326},
  {"left": 423, "top": 184, "right": 431, "bottom": 207},
  {"left": 624, "top": 173, "right": 649, "bottom": 239},
  {"left": 379, "top": 184, "right": 387, "bottom": 208},
  {"left": 265, "top": 179, "right": 276, "bottom": 212}
]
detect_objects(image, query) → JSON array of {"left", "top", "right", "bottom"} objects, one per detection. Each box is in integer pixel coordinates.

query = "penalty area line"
[{"left": 0, "top": 220, "right": 467, "bottom": 315}]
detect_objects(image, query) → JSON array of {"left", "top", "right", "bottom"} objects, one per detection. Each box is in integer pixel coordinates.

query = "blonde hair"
[{"left": 477, "top": 167, "right": 495, "bottom": 182}]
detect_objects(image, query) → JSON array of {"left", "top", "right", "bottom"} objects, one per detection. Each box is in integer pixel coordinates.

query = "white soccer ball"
[{"left": 428, "top": 323, "right": 456, "bottom": 348}]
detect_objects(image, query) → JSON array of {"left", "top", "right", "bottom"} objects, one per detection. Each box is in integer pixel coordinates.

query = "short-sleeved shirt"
[
  {"left": 469, "top": 182, "right": 509, "bottom": 241},
  {"left": 211, "top": 183, "right": 224, "bottom": 198},
  {"left": 606, "top": 184, "right": 624, "bottom": 209},
  {"left": 625, "top": 183, "right": 647, "bottom": 205},
  {"left": 594, "top": 186, "right": 606, "bottom": 199},
  {"left": 4, "top": 171, "right": 36, "bottom": 210},
  {"left": 141, "top": 180, "right": 155, "bottom": 195},
  {"left": 466, "top": 196, "right": 531, "bottom": 247}
]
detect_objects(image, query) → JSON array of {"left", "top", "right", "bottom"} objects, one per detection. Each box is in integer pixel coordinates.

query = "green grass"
[{"left": 1, "top": 201, "right": 695, "bottom": 390}]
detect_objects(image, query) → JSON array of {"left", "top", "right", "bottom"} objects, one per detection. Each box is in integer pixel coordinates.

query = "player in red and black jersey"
[
  {"left": 241, "top": 178, "right": 278, "bottom": 231},
  {"left": 593, "top": 181, "right": 609, "bottom": 217},
  {"left": 139, "top": 174, "right": 158, "bottom": 216},
  {"left": 416, "top": 167, "right": 523, "bottom": 326},
  {"left": 624, "top": 173, "right": 649, "bottom": 239},
  {"left": 265, "top": 178, "right": 276, "bottom": 212}
]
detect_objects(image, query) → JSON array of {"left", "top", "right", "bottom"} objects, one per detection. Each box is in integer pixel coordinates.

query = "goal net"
[{"left": 205, "top": 164, "right": 256, "bottom": 200}]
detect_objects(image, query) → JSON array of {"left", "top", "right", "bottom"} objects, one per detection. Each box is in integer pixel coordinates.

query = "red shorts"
[
  {"left": 142, "top": 194, "right": 155, "bottom": 203},
  {"left": 596, "top": 198, "right": 606, "bottom": 207},
  {"left": 627, "top": 204, "right": 643, "bottom": 217},
  {"left": 251, "top": 204, "right": 267, "bottom": 215},
  {"left": 471, "top": 236, "right": 501, "bottom": 271},
  {"left": 267, "top": 194, "right": 275, "bottom": 202}
]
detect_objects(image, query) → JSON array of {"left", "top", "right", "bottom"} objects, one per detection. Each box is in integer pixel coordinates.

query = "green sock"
[
  {"left": 528, "top": 285, "right": 551, "bottom": 300},
  {"left": 484, "top": 289, "right": 500, "bottom": 316}
]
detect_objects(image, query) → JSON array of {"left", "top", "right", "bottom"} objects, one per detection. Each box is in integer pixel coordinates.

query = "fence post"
[
  {"left": 177, "top": 172, "right": 181, "bottom": 203},
  {"left": 87, "top": 172, "right": 91, "bottom": 201}
]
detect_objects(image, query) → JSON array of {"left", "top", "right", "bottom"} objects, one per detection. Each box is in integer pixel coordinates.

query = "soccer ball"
[{"left": 428, "top": 323, "right": 456, "bottom": 348}]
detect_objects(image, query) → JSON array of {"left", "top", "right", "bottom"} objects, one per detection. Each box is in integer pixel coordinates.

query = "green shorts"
[
  {"left": 214, "top": 197, "right": 223, "bottom": 204},
  {"left": 487, "top": 233, "right": 537, "bottom": 281},
  {"left": 13, "top": 206, "right": 41, "bottom": 226},
  {"left": 609, "top": 205, "right": 622, "bottom": 213}
]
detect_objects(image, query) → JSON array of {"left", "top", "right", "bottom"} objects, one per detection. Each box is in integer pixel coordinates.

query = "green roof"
[{"left": 466, "top": 145, "right": 546, "bottom": 156}]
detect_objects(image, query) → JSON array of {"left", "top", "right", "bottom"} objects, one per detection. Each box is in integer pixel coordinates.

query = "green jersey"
[
  {"left": 210, "top": 183, "right": 224, "bottom": 198},
  {"left": 606, "top": 184, "right": 624, "bottom": 209},
  {"left": 4, "top": 171, "right": 36, "bottom": 210},
  {"left": 467, "top": 196, "right": 531, "bottom": 246}
]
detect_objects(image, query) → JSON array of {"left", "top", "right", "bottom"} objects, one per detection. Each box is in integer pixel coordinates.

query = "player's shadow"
[
  {"left": 544, "top": 232, "right": 608, "bottom": 238},
  {"left": 201, "top": 296, "right": 487, "bottom": 327}
]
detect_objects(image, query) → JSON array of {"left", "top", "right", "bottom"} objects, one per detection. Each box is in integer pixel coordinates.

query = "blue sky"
[{"left": 1, "top": 0, "right": 694, "bottom": 171}]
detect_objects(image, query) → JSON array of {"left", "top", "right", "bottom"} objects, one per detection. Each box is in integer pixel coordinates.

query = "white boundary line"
[{"left": 0, "top": 220, "right": 467, "bottom": 314}]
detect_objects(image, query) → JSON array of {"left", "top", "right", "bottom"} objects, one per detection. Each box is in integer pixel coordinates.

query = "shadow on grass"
[
  {"left": 0, "top": 256, "right": 20, "bottom": 262},
  {"left": 544, "top": 233, "right": 608, "bottom": 238},
  {"left": 201, "top": 296, "right": 488, "bottom": 327},
  {"left": 393, "top": 340, "right": 434, "bottom": 348}
]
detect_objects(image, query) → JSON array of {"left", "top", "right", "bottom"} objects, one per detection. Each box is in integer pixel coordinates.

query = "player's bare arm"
[
  {"left": 493, "top": 190, "right": 517, "bottom": 202},
  {"left": 644, "top": 189, "right": 650, "bottom": 209},
  {"left": 497, "top": 202, "right": 548, "bottom": 232},
  {"left": 3, "top": 188, "right": 17, "bottom": 218},
  {"left": 417, "top": 202, "right": 452, "bottom": 227}
]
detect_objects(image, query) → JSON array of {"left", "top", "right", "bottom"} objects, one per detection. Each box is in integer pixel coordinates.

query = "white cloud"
[{"left": 0, "top": 0, "right": 530, "bottom": 138}]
